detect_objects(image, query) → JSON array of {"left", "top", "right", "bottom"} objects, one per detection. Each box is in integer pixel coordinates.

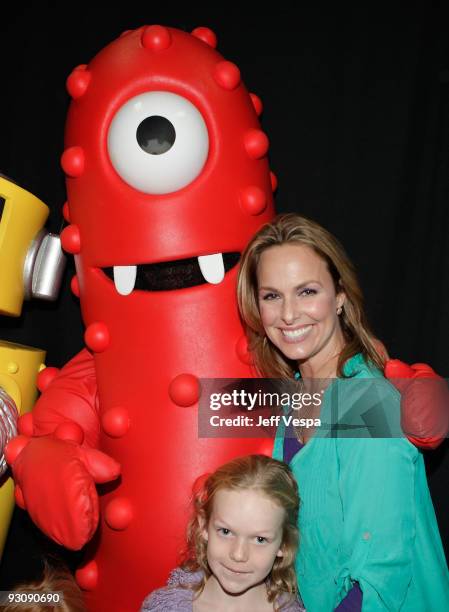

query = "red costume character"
[
  {"left": 4, "top": 24, "right": 448, "bottom": 612},
  {"left": 7, "top": 25, "right": 276, "bottom": 612}
]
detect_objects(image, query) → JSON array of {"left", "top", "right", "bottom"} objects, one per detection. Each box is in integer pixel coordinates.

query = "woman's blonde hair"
[
  {"left": 182, "top": 454, "right": 299, "bottom": 608},
  {"left": 237, "top": 213, "right": 385, "bottom": 378}
]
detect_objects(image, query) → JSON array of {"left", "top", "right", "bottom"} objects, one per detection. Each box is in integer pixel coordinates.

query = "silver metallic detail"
[
  {"left": 0, "top": 387, "right": 19, "bottom": 477},
  {"left": 23, "top": 229, "right": 45, "bottom": 300},
  {"left": 23, "top": 232, "right": 66, "bottom": 301},
  {"left": 31, "top": 233, "right": 66, "bottom": 301}
]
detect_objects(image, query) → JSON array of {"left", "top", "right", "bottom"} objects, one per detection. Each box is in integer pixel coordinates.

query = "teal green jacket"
[{"left": 273, "top": 353, "right": 449, "bottom": 611}]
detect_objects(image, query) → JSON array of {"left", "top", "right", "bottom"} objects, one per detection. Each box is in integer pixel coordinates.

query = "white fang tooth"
[
  {"left": 198, "top": 253, "right": 225, "bottom": 284},
  {"left": 113, "top": 265, "right": 137, "bottom": 295}
]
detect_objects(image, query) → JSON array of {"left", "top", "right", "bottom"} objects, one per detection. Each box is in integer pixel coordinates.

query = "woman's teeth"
[{"left": 281, "top": 325, "right": 312, "bottom": 339}]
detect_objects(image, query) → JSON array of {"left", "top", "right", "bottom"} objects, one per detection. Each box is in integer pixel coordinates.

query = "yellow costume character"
[{"left": 0, "top": 176, "right": 65, "bottom": 557}]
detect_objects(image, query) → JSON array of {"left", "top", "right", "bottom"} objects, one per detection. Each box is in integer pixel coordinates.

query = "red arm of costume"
[
  {"left": 32, "top": 348, "right": 101, "bottom": 447},
  {"left": 5, "top": 349, "right": 120, "bottom": 550},
  {"left": 385, "top": 359, "right": 449, "bottom": 450}
]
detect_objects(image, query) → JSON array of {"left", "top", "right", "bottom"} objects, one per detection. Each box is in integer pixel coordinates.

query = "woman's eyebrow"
[{"left": 259, "top": 280, "right": 321, "bottom": 291}]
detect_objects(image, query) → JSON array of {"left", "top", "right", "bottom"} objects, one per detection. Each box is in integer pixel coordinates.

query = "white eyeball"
[{"left": 107, "top": 91, "right": 209, "bottom": 194}]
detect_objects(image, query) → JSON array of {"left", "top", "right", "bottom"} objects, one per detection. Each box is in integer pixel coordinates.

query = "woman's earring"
[{"left": 337, "top": 306, "right": 342, "bottom": 315}]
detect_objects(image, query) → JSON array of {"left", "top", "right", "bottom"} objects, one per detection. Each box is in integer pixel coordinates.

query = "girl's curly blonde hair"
[{"left": 181, "top": 454, "right": 299, "bottom": 609}]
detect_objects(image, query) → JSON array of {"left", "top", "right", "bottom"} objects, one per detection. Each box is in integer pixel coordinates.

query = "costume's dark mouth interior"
[{"left": 102, "top": 252, "right": 241, "bottom": 291}]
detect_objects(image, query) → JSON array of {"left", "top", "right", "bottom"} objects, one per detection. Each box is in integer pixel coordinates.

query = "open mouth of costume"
[{"left": 102, "top": 252, "right": 241, "bottom": 294}]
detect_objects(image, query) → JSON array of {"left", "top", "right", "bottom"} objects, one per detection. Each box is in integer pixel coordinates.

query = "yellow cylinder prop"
[
  {"left": 0, "top": 341, "right": 46, "bottom": 558},
  {"left": 0, "top": 177, "right": 48, "bottom": 316}
]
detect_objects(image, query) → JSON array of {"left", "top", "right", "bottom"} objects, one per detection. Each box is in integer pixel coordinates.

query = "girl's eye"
[
  {"left": 218, "top": 528, "right": 231, "bottom": 536},
  {"left": 256, "top": 536, "right": 267, "bottom": 544}
]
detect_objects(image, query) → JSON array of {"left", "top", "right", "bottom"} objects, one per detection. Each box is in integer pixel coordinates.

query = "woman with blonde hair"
[{"left": 237, "top": 213, "right": 449, "bottom": 611}]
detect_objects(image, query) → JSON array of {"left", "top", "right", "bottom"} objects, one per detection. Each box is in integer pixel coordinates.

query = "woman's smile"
[{"left": 279, "top": 324, "right": 314, "bottom": 342}]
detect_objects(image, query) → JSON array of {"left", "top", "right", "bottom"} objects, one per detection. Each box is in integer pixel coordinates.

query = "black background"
[{"left": 0, "top": 0, "right": 448, "bottom": 589}]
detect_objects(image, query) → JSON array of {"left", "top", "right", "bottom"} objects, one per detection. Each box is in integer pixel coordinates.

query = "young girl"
[{"left": 141, "top": 455, "right": 304, "bottom": 611}]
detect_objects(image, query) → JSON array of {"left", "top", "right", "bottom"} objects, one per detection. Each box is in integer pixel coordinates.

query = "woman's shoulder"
[
  {"left": 342, "top": 352, "right": 385, "bottom": 379},
  {"left": 339, "top": 353, "right": 399, "bottom": 399},
  {"left": 140, "top": 567, "right": 202, "bottom": 611},
  {"left": 325, "top": 353, "right": 407, "bottom": 440}
]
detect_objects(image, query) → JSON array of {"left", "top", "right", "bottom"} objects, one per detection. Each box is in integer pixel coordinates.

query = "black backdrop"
[{"left": 0, "top": 0, "right": 448, "bottom": 589}]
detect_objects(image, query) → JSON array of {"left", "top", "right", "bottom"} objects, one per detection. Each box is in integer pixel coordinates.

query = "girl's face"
[
  {"left": 203, "top": 488, "right": 284, "bottom": 595},
  {"left": 257, "top": 243, "right": 345, "bottom": 370}
]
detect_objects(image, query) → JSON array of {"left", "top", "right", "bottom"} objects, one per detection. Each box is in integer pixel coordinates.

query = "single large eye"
[{"left": 107, "top": 92, "right": 209, "bottom": 194}]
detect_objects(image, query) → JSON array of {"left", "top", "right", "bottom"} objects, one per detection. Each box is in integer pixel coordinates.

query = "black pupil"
[{"left": 136, "top": 116, "right": 176, "bottom": 155}]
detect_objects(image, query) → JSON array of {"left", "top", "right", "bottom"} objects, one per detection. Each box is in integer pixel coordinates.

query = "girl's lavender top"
[{"left": 141, "top": 567, "right": 305, "bottom": 611}]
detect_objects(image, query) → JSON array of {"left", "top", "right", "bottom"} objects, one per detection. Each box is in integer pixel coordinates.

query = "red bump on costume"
[
  {"left": 104, "top": 497, "right": 133, "bottom": 530},
  {"left": 101, "top": 407, "right": 130, "bottom": 438},
  {"left": 37, "top": 366, "right": 60, "bottom": 392},
  {"left": 75, "top": 561, "right": 98, "bottom": 591},
  {"left": 250, "top": 93, "right": 263, "bottom": 116},
  {"left": 141, "top": 25, "right": 172, "bottom": 51},
  {"left": 71, "top": 275, "right": 80, "bottom": 297},
  {"left": 236, "top": 335, "right": 253, "bottom": 365},
  {"left": 61, "top": 225, "right": 81, "bottom": 255},
  {"left": 66, "top": 67, "right": 91, "bottom": 99},
  {"left": 61, "top": 146, "right": 85, "bottom": 178},
  {"left": 168, "top": 374, "right": 200, "bottom": 407},
  {"left": 191, "top": 27, "right": 217, "bottom": 48},
  {"left": 120, "top": 30, "right": 132, "bottom": 38},
  {"left": 240, "top": 185, "right": 267, "bottom": 216},
  {"left": 54, "top": 422, "right": 85, "bottom": 445},
  {"left": 244, "top": 129, "right": 269, "bottom": 159},
  {"left": 270, "top": 170, "right": 278, "bottom": 192},
  {"left": 5, "top": 436, "right": 30, "bottom": 465},
  {"left": 18, "top": 413, "right": 34, "bottom": 437},
  {"left": 84, "top": 322, "right": 110, "bottom": 353},
  {"left": 213, "top": 61, "right": 241, "bottom": 90},
  {"left": 62, "top": 201, "right": 70, "bottom": 222}
]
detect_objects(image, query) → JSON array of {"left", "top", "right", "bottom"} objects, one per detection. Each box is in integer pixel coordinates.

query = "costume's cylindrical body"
[{"left": 62, "top": 26, "right": 274, "bottom": 610}]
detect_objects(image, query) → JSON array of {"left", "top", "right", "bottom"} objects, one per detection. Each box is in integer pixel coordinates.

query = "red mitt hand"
[
  {"left": 385, "top": 359, "right": 449, "bottom": 449},
  {"left": 5, "top": 434, "right": 120, "bottom": 549}
]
